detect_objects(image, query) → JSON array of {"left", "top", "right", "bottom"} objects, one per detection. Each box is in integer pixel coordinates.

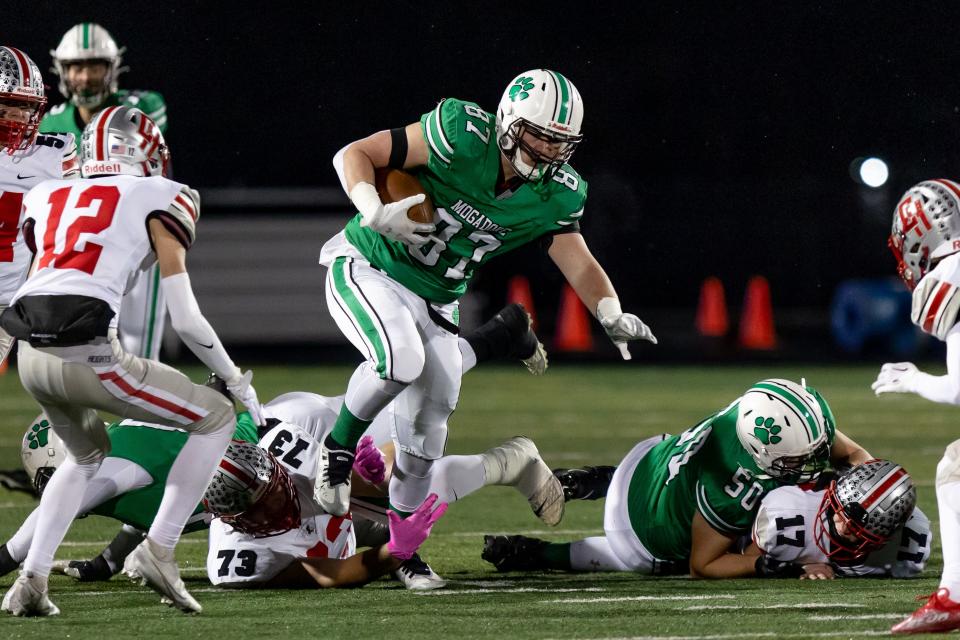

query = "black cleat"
[
  {"left": 64, "top": 556, "right": 115, "bottom": 582},
  {"left": 466, "top": 303, "right": 547, "bottom": 374},
  {"left": 0, "top": 544, "right": 18, "bottom": 577},
  {"left": 393, "top": 553, "right": 446, "bottom": 590},
  {"left": 553, "top": 466, "right": 617, "bottom": 502},
  {"left": 482, "top": 534, "right": 550, "bottom": 572}
]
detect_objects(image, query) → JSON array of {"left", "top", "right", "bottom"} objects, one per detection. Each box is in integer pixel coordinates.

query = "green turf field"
[{"left": 0, "top": 363, "right": 955, "bottom": 638}]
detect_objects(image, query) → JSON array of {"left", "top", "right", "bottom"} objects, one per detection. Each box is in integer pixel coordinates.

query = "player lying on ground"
[
  {"left": 546, "top": 459, "right": 929, "bottom": 579},
  {"left": 871, "top": 179, "right": 960, "bottom": 633},
  {"left": 0, "top": 106, "right": 262, "bottom": 616},
  {"left": 482, "top": 379, "right": 871, "bottom": 578},
  {"left": 0, "top": 307, "right": 560, "bottom": 589}
]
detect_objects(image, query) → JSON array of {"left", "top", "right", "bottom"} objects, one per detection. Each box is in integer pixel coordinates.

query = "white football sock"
[
  {"left": 569, "top": 537, "right": 631, "bottom": 571},
  {"left": 428, "top": 454, "right": 486, "bottom": 503},
  {"left": 23, "top": 458, "right": 100, "bottom": 577},
  {"left": 458, "top": 338, "right": 477, "bottom": 374},
  {"left": 937, "top": 476, "right": 960, "bottom": 595},
  {"left": 6, "top": 509, "right": 39, "bottom": 562},
  {"left": 389, "top": 451, "right": 435, "bottom": 513},
  {"left": 148, "top": 424, "right": 232, "bottom": 550}
]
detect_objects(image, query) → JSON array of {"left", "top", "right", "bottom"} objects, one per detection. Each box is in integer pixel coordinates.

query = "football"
[{"left": 374, "top": 167, "right": 436, "bottom": 224}]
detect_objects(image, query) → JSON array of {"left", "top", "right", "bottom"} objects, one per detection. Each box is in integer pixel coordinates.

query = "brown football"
[{"left": 374, "top": 168, "right": 436, "bottom": 224}]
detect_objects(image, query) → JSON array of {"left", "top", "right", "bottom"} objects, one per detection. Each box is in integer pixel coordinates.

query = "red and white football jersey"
[
  {"left": 753, "top": 484, "right": 931, "bottom": 578},
  {"left": 207, "top": 418, "right": 356, "bottom": 585},
  {"left": 13, "top": 174, "right": 198, "bottom": 325},
  {"left": 0, "top": 133, "right": 78, "bottom": 305}
]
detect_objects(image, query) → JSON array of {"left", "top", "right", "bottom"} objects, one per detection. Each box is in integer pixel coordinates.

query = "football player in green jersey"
[
  {"left": 316, "top": 69, "right": 656, "bottom": 521},
  {"left": 483, "top": 379, "right": 872, "bottom": 579},
  {"left": 40, "top": 23, "right": 168, "bottom": 362}
]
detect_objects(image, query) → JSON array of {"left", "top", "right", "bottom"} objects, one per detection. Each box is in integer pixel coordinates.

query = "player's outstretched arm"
[
  {"left": 548, "top": 233, "right": 656, "bottom": 360},
  {"left": 150, "top": 219, "right": 263, "bottom": 424},
  {"left": 689, "top": 512, "right": 758, "bottom": 579},
  {"left": 873, "top": 328, "right": 960, "bottom": 404},
  {"left": 830, "top": 430, "right": 872, "bottom": 467},
  {"left": 266, "top": 494, "right": 447, "bottom": 589}
]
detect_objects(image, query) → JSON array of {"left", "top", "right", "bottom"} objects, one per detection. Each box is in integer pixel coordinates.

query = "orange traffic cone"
[
  {"left": 0, "top": 357, "right": 6, "bottom": 376},
  {"left": 739, "top": 276, "right": 778, "bottom": 350},
  {"left": 554, "top": 284, "right": 594, "bottom": 352},
  {"left": 695, "top": 276, "right": 729, "bottom": 337},
  {"left": 506, "top": 275, "right": 538, "bottom": 330}
]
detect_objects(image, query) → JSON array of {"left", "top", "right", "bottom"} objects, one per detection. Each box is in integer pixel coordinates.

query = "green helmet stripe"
[
  {"left": 82, "top": 23, "right": 90, "bottom": 50},
  {"left": 548, "top": 70, "right": 571, "bottom": 125},
  {"left": 752, "top": 382, "right": 820, "bottom": 441}
]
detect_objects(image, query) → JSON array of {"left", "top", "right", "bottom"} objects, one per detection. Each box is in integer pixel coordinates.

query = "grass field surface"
[{"left": 0, "top": 363, "right": 955, "bottom": 638}]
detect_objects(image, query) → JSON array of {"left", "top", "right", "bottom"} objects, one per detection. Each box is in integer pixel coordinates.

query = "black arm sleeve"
[
  {"left": 538, "top": 222, "right": 582, "bottom": 251},
  {"left": 388, "top": 128, "right": 408, "bottom": 169}
]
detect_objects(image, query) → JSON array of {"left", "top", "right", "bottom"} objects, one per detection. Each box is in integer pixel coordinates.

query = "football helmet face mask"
[
  {"left": 20, "top": 414, "right": 65, "bottom": 496},
  {"left": 203, "top": 440, "right": 301, "bottom": 538},
  {"left": 889, "top": 180, "right": 960, "bottom": 290},
  {"left": 80, "top": 106, "right": 169, "bottom": 178},
  {"left": 0, "top": 46, "right": 47, "bottom": 153},
  {"left": 814, "top": 459, "right": 916, "bottom": 563},
  {"left": 496, "top": 69, "right": 583, "bottom": 183},
  {"left": 51, "top": 23, "right": 126, "bottom": 109},
  {"left": 735, "top": 379, "right": 831, "bottom": 483}
]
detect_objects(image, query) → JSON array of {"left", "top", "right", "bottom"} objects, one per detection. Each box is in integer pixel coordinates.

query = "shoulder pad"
[
  {"left": 911, "top": 275, "right": 960, "bottom": 340},
  {"left": 59, "top": 133, "right": 79, "bottom": 178}
]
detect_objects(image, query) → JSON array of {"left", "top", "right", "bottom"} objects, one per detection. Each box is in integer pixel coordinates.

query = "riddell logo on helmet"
[
  {"left": 548, "top": 121, "right": 573, "bottom": 133},
  {"left": 83, "top": 161, "right": 122, "bottom": 174}
]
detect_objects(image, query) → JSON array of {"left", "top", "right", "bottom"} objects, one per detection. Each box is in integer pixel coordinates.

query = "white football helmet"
[
  {"left": 50, "top": 23, "right": 126, "bottom": 109},
  {"left": 890, "top": 179, "right": 960, "bottom": 290},
  {"left": 736, "top": 379, "right": 831, "bottom": 483},
  {"left": 496, "top": 69, "right": 584, "bottom": 182},
  {"left": 21, "top": 414, "right": 65, "bottom": 495},
  {"left": 80, "top": 106, "right": 169, "bottom": 178},
  {"left": 0, "top": 46, "right": 46, "bottom": 152}
]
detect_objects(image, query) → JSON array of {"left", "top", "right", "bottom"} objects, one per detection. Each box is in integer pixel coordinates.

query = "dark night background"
[{"left": 9, "top": 1, "right": 960, "bottom": 357}]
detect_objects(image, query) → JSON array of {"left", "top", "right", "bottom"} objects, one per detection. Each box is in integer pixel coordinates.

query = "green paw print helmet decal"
[
  {"left": 509, "top": 76, "right": 536, "bottom": 101},
  {"left": 753, "top": 416, "right": 782, "bottom": 445},
  {"left": 26, "top": 419, "right": 52, "bottom": 450}
]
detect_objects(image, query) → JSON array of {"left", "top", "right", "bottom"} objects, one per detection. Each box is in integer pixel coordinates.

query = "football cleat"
[
  {"left": 466, "top": 303, "right": 547, "bottom": 375},
  {"left": 1, "top": 571, "right": 59, "bottom": 616},
  {"left": 892, "top": 588, "right": 960, "bottom": 634},
  {"left": 393, "top": 553, "right": 447, "bottom": 591},
  {"left": 553, "top": 466, "right": 617, "bottom": 501},
  {"left": 56, "top": 556, "right": 115, "bottom": 582},
  {"left": 0, "top": 544, "right": 18, "bottom": 577},
  {"left": 482, "top": 535, "right": 550, "bottom": 572},
  {"left": 482, "top": 436, "right": 564, "bottom": 526},
  {"left": 313, "top": 435, "right": 355, "bottom": 517},
  {"left": 122, "top": 539, "right": 201, "bottom": 613}
]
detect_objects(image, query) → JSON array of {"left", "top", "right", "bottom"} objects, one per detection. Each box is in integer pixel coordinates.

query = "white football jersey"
[
  {"left": 207, "top": 417, "right": 356, "bottom": 585},
  {"left": 753, "top": 485, "right": 931, "bottom": 578},
  {"left": 13, "top": 174, "right": 198, "bottom": 325},
  {"left": 262, "top": 392, "right": 394, "bottom": 445},
  {"left": 912, "top": 253, "right": 960, "bottom": 340},
  {"left": 0, "top": 133, "right": 77, "bottom": 305}
]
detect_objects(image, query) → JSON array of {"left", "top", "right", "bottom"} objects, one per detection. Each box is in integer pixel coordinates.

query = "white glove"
[
  {"left": 871, "top": 362, "right": 919, "bottom": 396},
  {"left": 350, "top": 182, "right": 435, "bottom": 247},
  {"left": 226, "top": 370, "right": 265, "bottom": 425},
  {"left": 596, "top": 297, "right": 657, "bottom": 360}
]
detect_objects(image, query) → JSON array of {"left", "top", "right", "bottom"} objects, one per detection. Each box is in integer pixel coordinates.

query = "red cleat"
[{"left": 892, "top": 588, "right": 960, "bottom": 634}]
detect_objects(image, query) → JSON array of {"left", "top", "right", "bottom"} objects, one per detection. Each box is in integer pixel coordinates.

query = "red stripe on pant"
[{"left": 98, "top": 370, "right": 203, "bottom": 422}]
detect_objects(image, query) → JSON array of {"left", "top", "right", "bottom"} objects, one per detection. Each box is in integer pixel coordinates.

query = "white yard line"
[
  {"left": 540, "top": 595, "right": 738, "bottom": 604},
  {"left": 566, "top": 631, "right": 891, "bottom": 640},
  {"left": 682, "top": 603, "right": 867, "bottom": 611},
  {"left": 808, "top": 614, "right": 903, "bottom": 621},
  {"left": 415, "top": 587, "right": 607, "bottom": 596}
]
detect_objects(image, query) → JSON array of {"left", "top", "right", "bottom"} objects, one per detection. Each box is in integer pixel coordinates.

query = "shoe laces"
[
  {"left": 324, "top": 446, "right": 355, "bottom": 486},
  {"left": 400, "top": 554, "right": 432, "bottom": 577}
]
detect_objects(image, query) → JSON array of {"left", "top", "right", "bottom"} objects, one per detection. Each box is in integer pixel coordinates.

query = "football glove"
[
  {"left": 871, "top": 362, "right": 919, "bottom": 396},
  {"left": 351, "top": 182, "right": 435, "bottom": 247},
  {"left": 387, "top": 493, "right": 448, "bottom": 561},
  {"left": 755, "top": 554, "right": 804, "bottom": 578},
  {"left": 596, "top": 297, "right": 657, "bottom": 360},
  {"left": 226, "top": 370, "right": 264, "bottom": 426},
  {"left": 353, "top": 435, "right": 386, "bottom": 486}
]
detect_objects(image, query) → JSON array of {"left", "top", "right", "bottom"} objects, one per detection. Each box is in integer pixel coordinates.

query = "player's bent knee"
[
  {"left": 188, "top": 392, "right": 235, "bottom": 436},
  {"left": 390, "top": 343, "right": 426, "bottom": 384},
  {"left": 396, "top": 450, "right": 435, "bottom": 477},
  {"left": 937, "top": 442, "right": 960, "bottom": 489}
]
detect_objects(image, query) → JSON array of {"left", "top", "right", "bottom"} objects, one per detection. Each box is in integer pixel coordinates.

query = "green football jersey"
[
  {"left": 39, "top": 90, "right": 168, "bottom": 140},
  {"left": 89, "top": 412, "right": 257, "bottom": 532},
  {"left": 626, "top": 399, "right": 836, "bottom": 561},
  {"left": 344, "top": 98, "right": 588, "bottom": 303}
]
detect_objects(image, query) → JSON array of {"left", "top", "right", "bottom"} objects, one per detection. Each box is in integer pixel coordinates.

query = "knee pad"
[
  {"left": 390, "top": 341, "right": 426, "bottom": 385},
  {"left": 395, "top": 449, "right": 435, "bottom": 478}
]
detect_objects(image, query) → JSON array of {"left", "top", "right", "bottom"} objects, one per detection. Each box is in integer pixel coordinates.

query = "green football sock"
[
  {"left": 329, "top": 406, "right": 372, "bottom": 449},
  {"left": 540, "top": 542, "right": 572, "bottom": 570}
]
